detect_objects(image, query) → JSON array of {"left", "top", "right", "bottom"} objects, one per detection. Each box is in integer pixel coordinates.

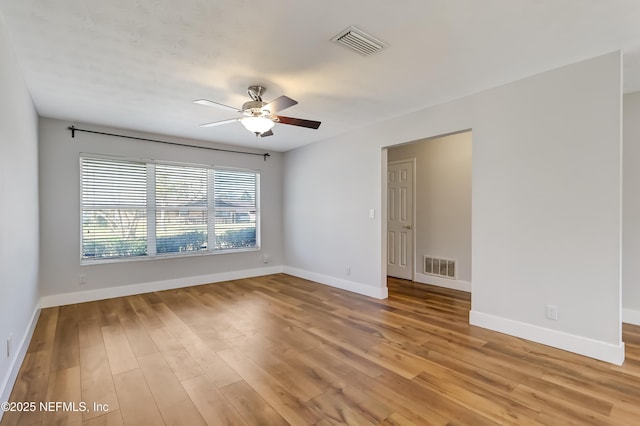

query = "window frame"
[{"left": 79, "top": 154, "right": 261, "bottom": 265}]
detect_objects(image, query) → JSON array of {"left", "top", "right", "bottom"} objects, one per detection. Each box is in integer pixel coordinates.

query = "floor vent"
[
  {"left": 331, "top": 26, "right": 387, "bottom": 56},
  {"left": 424, "top": 256, "right": 456, "bottom": 279}
]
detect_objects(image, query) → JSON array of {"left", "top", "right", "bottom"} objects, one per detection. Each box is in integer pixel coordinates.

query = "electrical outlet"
[
  {"left": 545, "top": 305, "right": 559, "bottom": 321},
  {"left": 79, "top": 274, "right": 86, "bottom": 286},
  {"left": 262, "top": 254, "right": 271, "bottom": 264},
  {"left": 346, "top": 265, "right": 351, "bottom": 276}
]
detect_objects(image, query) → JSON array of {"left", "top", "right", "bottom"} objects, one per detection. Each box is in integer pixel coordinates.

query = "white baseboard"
[
  {"left": 469, "top": 310, "right": 625, "bottom": 365},
  {"left": 414, "top": 273, "right": 471, "bottom": 292},
  {"left": 283, "top": 266, "right": 388, "bottom": 299},
  {"left": 623, "top": 308, "right": 640, "bottom": 326},
  {"left": 0, "top": 307, "right": 40, "bottom": 421},
  {"left": 38, "top": 265, "right": 284, "bottom": 308}
]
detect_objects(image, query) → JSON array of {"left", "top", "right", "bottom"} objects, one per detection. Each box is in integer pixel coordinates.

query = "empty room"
[{"left": 3, "top": 1, "right": 640, "bottom": 425}]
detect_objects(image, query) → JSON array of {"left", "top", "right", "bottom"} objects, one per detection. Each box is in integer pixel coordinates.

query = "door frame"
[{"left": 385, "top": 157, "right": 417, "bottom": 281}]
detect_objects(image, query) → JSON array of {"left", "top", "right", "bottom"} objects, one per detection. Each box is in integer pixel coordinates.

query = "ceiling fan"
[{"left": 194, "top": 85, "right": 321, "bottom": 137}]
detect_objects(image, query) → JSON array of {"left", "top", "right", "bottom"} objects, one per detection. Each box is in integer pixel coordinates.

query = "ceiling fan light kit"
[
  {"left": 195, "top": 85, "right": 321, "bottom": 138},
  {"left": 240, "top": 116, "right": 275, "bottom": 134}
]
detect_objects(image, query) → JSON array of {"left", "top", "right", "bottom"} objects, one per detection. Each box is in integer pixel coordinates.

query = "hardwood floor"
[{"left": 2, "top": 274, "right": 640, "bottom": 425}]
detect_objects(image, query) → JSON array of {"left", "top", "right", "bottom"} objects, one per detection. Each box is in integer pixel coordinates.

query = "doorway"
[{"left": 384, "top": 131, "right": 472, "bottom": 291}]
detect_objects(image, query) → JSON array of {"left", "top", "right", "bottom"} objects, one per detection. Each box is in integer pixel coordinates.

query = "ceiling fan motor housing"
[{"left": 242, "top": 100, "right": 271, "bottom": 117}]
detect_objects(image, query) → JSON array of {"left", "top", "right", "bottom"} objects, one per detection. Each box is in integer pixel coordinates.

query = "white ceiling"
[{"left": 2, "top": 0, "right": 640, "bottom": 152}]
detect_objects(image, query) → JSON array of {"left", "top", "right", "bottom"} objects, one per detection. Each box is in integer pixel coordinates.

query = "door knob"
[{"left": 403, "top": 225, "right": 412, "bottom": 230}]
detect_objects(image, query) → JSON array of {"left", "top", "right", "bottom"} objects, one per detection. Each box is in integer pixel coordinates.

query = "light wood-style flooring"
[{"left": 2, "top": 274, "right": 640, "bottom": 425}]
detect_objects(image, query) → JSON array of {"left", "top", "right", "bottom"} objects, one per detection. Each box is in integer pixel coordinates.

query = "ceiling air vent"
[{"left": 331, "top": 26, "right": 387, "bottom": 56}]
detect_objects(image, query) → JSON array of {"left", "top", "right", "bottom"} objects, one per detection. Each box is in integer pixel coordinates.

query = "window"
[
  {"left": 214, "top": 169, "right": 257, "bottom": 250},
  {"left": 155, "top": 164, "right": 208, "bottom": 254},
  {"left": 81, "top": 158, "right": 148, "bottom": 259},
  {"left": 81, "top": 156, "right": 259, "bottom": 262}
]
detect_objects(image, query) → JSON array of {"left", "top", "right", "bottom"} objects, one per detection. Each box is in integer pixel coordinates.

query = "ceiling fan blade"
[
  {"left": 194, "top": 99, "right": 240, "bottom": 112},
  {"left": 265, "top": 96, "right": 298, "bottom": 113},
  {"left": 276, "top": 115, "right": 321, "bottom": 129},
  {"left": 200, "top": 118, "right": 239, "bottom": 128},
  {"left": 260, "top": 130, "right": 274, "bottom": 137}
]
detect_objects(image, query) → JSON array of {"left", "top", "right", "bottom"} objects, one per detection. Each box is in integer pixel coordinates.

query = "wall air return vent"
[
  {"left": 424, "top": 256, "right": 456, "bottom": 279},
  {"left": 331, "top": 26, "right": 387, "bottom": 56}
]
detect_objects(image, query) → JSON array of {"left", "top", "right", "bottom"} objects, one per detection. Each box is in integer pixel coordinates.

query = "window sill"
[{"left": 80, "top": 246, "right": 260, "bottom": 266}]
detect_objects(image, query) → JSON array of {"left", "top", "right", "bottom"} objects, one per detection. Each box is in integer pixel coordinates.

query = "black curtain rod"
[{"left": 68, "top": 125, "right": 271, "bottom": 161}]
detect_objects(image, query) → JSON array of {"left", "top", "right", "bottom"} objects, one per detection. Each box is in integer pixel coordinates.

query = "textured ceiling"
[{"left": 2, "top": 0, "right": 640, "bottom": 152}]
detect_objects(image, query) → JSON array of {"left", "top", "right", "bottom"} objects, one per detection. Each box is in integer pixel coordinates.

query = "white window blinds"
[
  {"left": 155, "top": 164, "right": 208, "bottom": 254},
  {"left": 213, "top": 170, "right": 258, "bottom": 249},
  {"left": 80, "top": 156, "right": 259, "bottom": 262},
  {"left": 81, "top": 158, "right": 148, "bottom": 259}
]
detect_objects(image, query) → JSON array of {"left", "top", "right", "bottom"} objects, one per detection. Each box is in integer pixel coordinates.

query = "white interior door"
[{"left": 387, "top": 160, "right": 414, "bottom": 280}]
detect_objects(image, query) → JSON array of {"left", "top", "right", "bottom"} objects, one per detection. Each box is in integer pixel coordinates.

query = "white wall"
[
  {"left": 283, "top": 51, "right": 623, "bottom": 364},
  {"left": 470, "top": 52, "right": 622, "bottom": 363},
  {"left": 38, "top": 118, "right": 284, "bottom": 302},
  {"left": 283, "top": 132, "right": 385, "bottom": 298},
  {"left": 0, "top": 15, "right": 40, "bottom": 411},
  {"left": 623, "top": 92, "right": 640, "bottom": 324},
  {"left": 388, "top": 132, "right": 472, "bottom": 290}
]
